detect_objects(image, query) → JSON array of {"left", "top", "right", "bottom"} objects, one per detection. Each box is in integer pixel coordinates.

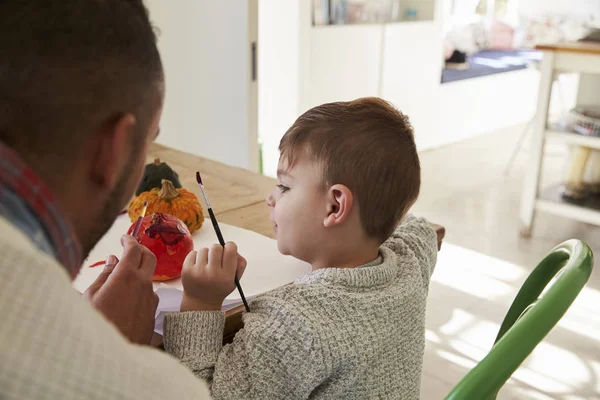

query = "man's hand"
[
  {"left": 180, "top": 242, "right": 247, "bottom": 312},
  {"left": 83, "top": 235, "right": 159, "bottom": 345}
]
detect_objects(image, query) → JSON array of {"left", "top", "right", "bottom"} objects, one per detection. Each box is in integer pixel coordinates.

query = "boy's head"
[{"left": 267, "top": 97, "right": 420, "bottom": 264}]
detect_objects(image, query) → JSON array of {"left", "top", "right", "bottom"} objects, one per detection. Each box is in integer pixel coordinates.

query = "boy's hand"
[
  {"left": 180, "top": 242, "right": 247, "bottom": 312},
  {"left": 428, "top": 222, "right": 445, "bottom": 251}
]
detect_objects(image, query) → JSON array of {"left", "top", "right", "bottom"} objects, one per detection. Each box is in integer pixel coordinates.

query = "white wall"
[
  {"left": 146, "top": 0, "right": 251, "bottom": 169},
  {"left": 258, "top": 0, "right": 300, "bottom": 176},
  {"left": 258, "top": 0, "right": 313, "bottom": 177}
]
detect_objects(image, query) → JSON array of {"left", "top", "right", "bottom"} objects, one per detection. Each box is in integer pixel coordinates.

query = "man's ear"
[
  {"left": 323, "top": 184, "right": 353, "bottom": 228},
  {"left": 88, "top": 113, "right": 136, "bottom": 189}
]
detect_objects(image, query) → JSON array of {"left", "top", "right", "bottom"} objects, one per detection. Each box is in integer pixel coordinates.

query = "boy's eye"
[{"left": 277, "top": 184, "right": 289, "bottom": 193}]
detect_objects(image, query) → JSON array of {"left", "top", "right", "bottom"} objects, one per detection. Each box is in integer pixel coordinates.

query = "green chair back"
[{"left": 445, "top": 240, "right": 593, "bottom": 400}]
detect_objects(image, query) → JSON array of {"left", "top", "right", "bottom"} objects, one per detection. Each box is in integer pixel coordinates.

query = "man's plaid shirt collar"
[{"left": 0, "top": 142, "right": 82, "bottom": 279}]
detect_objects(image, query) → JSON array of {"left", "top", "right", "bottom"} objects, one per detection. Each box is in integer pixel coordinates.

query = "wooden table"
[
  {"left": 520, "top": 41, "right": 600, "bottom": 237},
  {"left": 148, "top": 143, "right": 276, "bottom": 233},
  {"left": 535, "top": 41, "right": 600, "bottom": 56},
  {"left": 148, "top": 143, "right": 445, "bottom": 345}
]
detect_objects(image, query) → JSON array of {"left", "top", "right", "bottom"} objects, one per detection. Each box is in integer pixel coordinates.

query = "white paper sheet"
[{"left": 73, "top": 214, "right": 311, "bottom": 334}]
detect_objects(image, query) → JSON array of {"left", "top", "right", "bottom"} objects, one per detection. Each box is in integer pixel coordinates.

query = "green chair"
[{"left": 445, "top": 239, "right": 594, "bottom": 400}]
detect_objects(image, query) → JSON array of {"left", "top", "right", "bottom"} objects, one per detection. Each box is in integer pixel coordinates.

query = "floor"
[{"left": 413, "top": 126, "right": 600, "bottom": 399}]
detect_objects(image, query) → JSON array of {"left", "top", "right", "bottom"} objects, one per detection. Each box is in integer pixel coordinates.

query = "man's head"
[
  {"left": 0, "top": 0, "right": 164, "bottom": 257},
  {"left": 266, "top": 97, "right": 420, "bottom": 264}
]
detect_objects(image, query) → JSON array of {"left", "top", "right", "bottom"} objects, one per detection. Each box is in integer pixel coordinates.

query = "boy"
[{"left": 163, "top": 97, "right": 438, "bottom": 399}]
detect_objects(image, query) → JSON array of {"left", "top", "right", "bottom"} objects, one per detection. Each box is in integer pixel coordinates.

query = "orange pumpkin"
[{"left": 129, "top": 179, "right": 205, "bottom": 233}]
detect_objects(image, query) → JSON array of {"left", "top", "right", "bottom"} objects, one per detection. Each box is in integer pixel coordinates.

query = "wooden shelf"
[
  {"left": 546, "top": 129, "right": 600, "bottom": 150},
  {"left": 520, "top": 42, "right": 600, "bottom": 236},
  {"left": 537, "top": 184, "right": 600, "bottom": 226},
  {"left": 536, "top": 41, "right": 600, "bottom": 56}
]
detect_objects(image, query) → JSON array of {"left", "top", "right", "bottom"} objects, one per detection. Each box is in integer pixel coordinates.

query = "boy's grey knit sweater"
[{"left": 164, "top": 215, "right": 438, "bottom": 399}]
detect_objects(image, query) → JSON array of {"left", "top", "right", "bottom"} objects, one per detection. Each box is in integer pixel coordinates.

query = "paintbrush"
[
  {"left": 131, "top": 201, "right": 148, "bottom": 240},
  {"left": 86, "top": 201, "right": 148, "bottom": 270},
  {"left": 196, "top": 172, "right": 250, "bottom": 312}
]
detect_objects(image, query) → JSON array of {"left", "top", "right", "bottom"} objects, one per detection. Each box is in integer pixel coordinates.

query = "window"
[{"left": 475, "top": 0, "right": 511, "bottom": 19}]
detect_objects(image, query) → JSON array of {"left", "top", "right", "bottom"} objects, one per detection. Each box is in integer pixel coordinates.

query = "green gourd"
[{"left": 136, "top": 158, "right": 182, "bottom": 196}]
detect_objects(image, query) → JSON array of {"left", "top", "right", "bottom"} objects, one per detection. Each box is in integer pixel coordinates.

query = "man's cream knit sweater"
[
  {"left": 0, "top": 216, "right": 211, "bottom": 399},
  {"left": 164, "top": 215, "right": 438, "bottom": 399}
]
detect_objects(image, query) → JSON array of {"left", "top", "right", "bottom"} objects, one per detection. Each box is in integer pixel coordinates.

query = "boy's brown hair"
[{"left": 279, "top": 97, "right": 420, "bottom": 243}]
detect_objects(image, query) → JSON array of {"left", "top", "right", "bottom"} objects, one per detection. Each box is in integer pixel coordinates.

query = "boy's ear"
[{"left": 323, "top": 184, "right": 353, "bottom": 228}]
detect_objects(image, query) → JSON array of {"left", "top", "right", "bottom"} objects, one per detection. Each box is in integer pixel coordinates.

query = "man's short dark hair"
[{"left": 0, "top": 0, "right": 163, "bottom": 167}]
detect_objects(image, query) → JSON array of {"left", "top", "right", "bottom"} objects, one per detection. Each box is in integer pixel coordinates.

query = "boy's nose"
[{"left": 266, "top": 194, "right": 275, "bottom": 208}]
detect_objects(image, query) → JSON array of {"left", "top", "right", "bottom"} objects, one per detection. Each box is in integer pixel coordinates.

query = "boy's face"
[{"left": 266, "top": 155, "right": 328, "bottom": 262}]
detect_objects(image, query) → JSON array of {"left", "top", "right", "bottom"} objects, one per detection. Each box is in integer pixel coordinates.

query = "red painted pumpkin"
[{"left": 127, "top": 213, "right": 194, "bottom": 281}]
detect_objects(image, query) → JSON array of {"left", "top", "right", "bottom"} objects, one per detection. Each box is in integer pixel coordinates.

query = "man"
[{"left": 0, "top": 1, "right": 211, "bottom": 398}]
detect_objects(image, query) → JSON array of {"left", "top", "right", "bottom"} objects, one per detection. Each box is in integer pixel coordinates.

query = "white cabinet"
[
  {"left": 308, "top": 25, "right": 384, "bottom": 106},
  {"left": 146, "top": 0, "right": 259, "bottom": 171},
  {"left": 305, "top": 20, "right": 444, "bottom": 150},
  {"left": 380, "top": 22, "right": 444, "bottom": 150},
  {"left": 258, "top": 0, "right": 447, "bottom": 176}
]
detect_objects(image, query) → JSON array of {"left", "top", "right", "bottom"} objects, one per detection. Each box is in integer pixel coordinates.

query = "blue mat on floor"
[{"left": 441, "top": 49, "right": 542, "bottom": 84}]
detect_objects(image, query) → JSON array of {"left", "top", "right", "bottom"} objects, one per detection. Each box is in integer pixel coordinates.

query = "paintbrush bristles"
[
  {"left": 196, "top": 171, "right": 211, "bottom": 208},
  {"left": 131, "top": 201, "right": 149, "bottom": 240}
]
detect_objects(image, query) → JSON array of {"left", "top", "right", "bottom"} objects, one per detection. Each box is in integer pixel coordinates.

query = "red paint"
[
  {"left": 127, "top": 213, "right": 194, "bottom": 281},
  {"left": 88, "top": 260, "right": 105, "bottom": 268}
]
